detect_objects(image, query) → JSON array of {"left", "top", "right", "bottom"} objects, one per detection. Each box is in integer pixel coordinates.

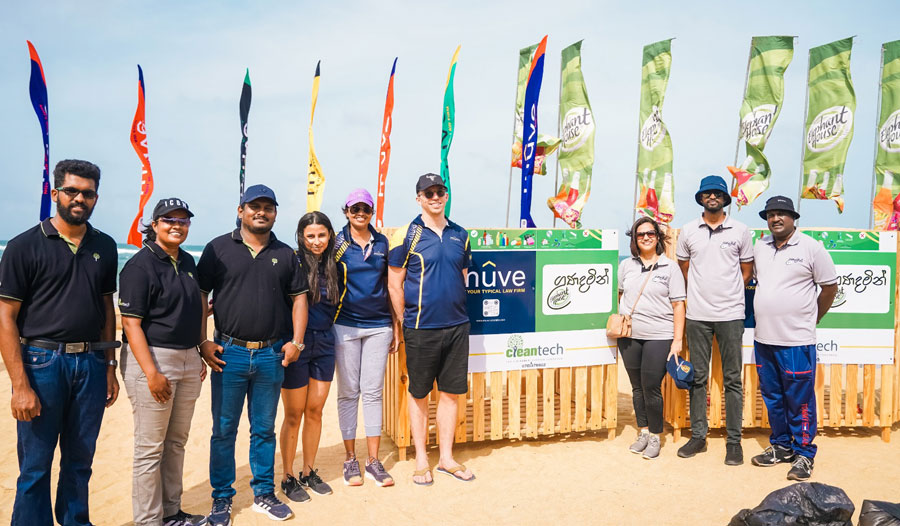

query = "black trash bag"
[
  {"left": 728, "top": 482, "right": 855, "bottom": 526},
  {"left": 858, "top": 500, "right": 900, "bottom": 526}
]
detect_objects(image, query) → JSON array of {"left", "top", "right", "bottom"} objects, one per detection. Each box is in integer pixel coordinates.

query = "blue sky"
[{"left": 1, "top": 1, "right": 897, "bottom": 245}]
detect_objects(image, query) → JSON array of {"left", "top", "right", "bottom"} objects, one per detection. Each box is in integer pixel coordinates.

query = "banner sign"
[
  {"left": 238, "top": 69, "right": 251, "bottom": 201},
  {"left": 872, "top": 40, "right": 900, "bottom": 230},
  {"left": 465, "top": 228, "right": 619, "bottom": 373},
  {"left": 127, "top": 65, "right": 154, "bottom": 248},
  {"left": 744, "top": 229, "right": 896, "bottom": 365},
  {"left": 635, "top": 39, "right": 675, "bottom": 224},
  {"left": 26, "top": 41, "right": 50, "bottom": 220},
  {"left": 510, "top": 43, "right": 560, "bottom": 177},
  {"left": 307, "top": 61, "right": 325, "bottom": 212},
  {"left": 375, "top": 58, "right": 397, "bottom": 229},
  {"left": 520, "top": 35, "right": 548, "bottom": 228},
  {"left": 440, "top": 46, "right": 461, "bottom": 216}
]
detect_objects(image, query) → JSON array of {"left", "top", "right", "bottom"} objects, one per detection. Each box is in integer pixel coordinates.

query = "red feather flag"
[{"left": 127, "top": 65, "right": 154, "bottom": 247}]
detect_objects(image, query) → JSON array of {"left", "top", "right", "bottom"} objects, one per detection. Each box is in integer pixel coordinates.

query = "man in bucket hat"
[
  {"left": 676, "top": 175, "right": 753, "bottom": 465},
  {"left": 750, "top": 195, "right": 837, "bottom": 481}
]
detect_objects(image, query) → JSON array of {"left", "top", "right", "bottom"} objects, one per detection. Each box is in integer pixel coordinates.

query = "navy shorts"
[{"left": 283, "top": 328, "right": 336, "bottom": 389}]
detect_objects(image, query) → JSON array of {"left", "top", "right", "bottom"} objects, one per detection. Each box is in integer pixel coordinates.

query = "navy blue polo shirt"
[
  {"left": 118, "top": 241, "right": 203, "bottom": 348},
  {"left": 306, "top": 262, "right": 344, "bottom": 331},
  {"left": 388, "top": 215, "right": 471, "bottom": 329},
  {"left": 197, "top": 229, "right": 308, "bottom": 341},
  {"left": 0, "top": 218, "right": 117, "bottom": 342},
  {"left": 334, "top": 224, "right": 392, "bottom": 329}
]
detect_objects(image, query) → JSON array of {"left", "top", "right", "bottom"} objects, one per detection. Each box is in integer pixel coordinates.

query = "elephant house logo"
[
  {"left": 560, "top": 107, "right": 594, "bottom": 153},
  {"left": 639, "top": 106, "right": 665, "bottom": 151},
  {"left": 740, "top": 104, "right": 777, "bottom": 146},
  {"left": 879, "top": 109, "right": 900, "bottom": 153},
  {"left": 807, "top": 105, "right": 853, "bottom": 153}
]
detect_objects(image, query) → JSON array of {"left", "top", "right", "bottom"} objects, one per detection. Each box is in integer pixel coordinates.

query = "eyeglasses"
[
  {"left": 635, "top": 231, "right": 658, "bottom": 239},
  {"left": 701, "top": 191, "right": 725, "bottom": 199},
  {"left": 421, "top": 188, "right": 447, "bottom": 199},
  {"left": 349, "top": 204, "right": 373, "bottom": 215},
  {"left": 56, "top": 187, "right": 98, "bottom": 200},
  {"left": 158, "top": 217, "right": 191, "bottom": 226}
]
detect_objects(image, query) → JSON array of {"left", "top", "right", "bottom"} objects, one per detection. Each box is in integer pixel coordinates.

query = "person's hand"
[
  {"left": 147, "top": 370, "right": 172, "bottom": 403},
  {"left": 199, "top": 340, "right": 225, "bottom": 372},
  {"left": 282, "top": 340, "right": 301, "bottom": 367},
  {"left": 199, "top": 360, "right": 208, "bottom": 382},
  {"left": 106, "top": 366, "right": 120, "bottom": 407},
  {"left": 11, "top": 384, "right": 41, "bottom": 421},
  {"left": 667, "top": 339, "right": 683, "bottom": 362},
  {"left": 390, "top": 322, "right": 403, "bottom": 354}
]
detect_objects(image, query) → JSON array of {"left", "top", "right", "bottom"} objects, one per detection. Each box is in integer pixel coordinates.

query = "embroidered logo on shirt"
[
  {"left": 92, "top": 253, "right": 100, "bottom": 262},
  {"left": 187, "top": 272, "right": 194, "bottom": 279},
  {"left": 786, "top": 257, "right": 805, "bottom": 265},
  {"left": 652, "top": 275, "right": 669, "bottom": 284},
  {"left": 118, "top": 298, "right": 130, "bottom": 307},
  {"left": 271, "top": 258, "right": 278, "bottom": 266},
  {"left": 720, "top": 240, "right": 738, "bottom": 249}
]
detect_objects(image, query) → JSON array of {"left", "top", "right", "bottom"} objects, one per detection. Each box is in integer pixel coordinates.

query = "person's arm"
[
  {"left": 816, "top": 283, "right": 838, "bottom": 323},
  {"left": 122, "top": 316, "right": 172, "bottom": 402},
  {"left": 740, "top": 261, "right": 753, "bottom": 286},
  {"left": 198, "top": 292, "right": 225, "bottom": 371},
  {"left": 281, "top": 293, "right": 308, "bottom": 366},
  {"left": 678, "top": 259, "right": 689, "bottom": 284},
  {"left": 101, "top": 295, "right": 119, "bottom": 407},
  {"left": 388, "top": 266, "right": 407, "bottom": 331},
  {"left": 668, "top": 301, "right": 686, "bottom": 360},
  {"left": 0, "top": 298, "right": 41, "bottom": 421}
]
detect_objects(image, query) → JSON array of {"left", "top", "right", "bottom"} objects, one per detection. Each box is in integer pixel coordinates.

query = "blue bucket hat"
[
  {"left": 695, "top": 175, "right": 731, "bottom": 207},
  {"left": 666, "top": 356, "right": 694, "bottom": 390}
]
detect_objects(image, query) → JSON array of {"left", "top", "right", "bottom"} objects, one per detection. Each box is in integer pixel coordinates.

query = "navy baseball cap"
[
  {"left": 240, "top": 184, "right": 279, "bottom": 206},
  {"left": 666, "top": 356, "right": 694, "bottom": 390},
  {"left": 695, "top": 175, "right": 731, "bottom": 207},
  {"left": 152, "top": 197, "right": 194, "bottom": 219},
  {"left": 415, "top": 173, "right": 447, "bottom": 194}
]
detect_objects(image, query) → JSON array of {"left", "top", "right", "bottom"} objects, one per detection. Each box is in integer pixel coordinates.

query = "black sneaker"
[
  {"left": 751, "top": 445, "right": 795, "bottom": 467},
  {"left": 300, "top": 468, "right": 333, "bottom": 496},
  {"left": 280, "top": 474, "right": 310, "bottom": 503},
  {"left": 676, "top": 438, "right": 707, "bottom": 458},
  {"left": 163, "top": 510, "right": 205, "bottom": 526},
  {"left": 203, "top": 497, "right": 232, "bottom": 526},
  {"left": 724, "top": 443, "right": 744, "bottom": 466},
  {"left": 787, "top": 455, "right": 814, "bottom": 481}
]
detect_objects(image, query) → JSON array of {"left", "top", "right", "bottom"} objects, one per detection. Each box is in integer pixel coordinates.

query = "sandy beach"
[{"left": 1, "top": 359, "right": 897, "bottom": 526}]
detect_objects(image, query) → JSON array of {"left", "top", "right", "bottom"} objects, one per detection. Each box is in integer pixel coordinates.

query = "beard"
[
  {"left": 703, "top": 201, "right": 724, "bottom": 214},
  {"left": 56, "top": 200, "right": 94, "bottom": 226},
  {"left": 244, "top": 219, "right": 273, "bottom": 235}
]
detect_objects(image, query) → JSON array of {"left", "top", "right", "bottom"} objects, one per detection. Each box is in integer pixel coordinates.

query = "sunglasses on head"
[
  {"left": 349, "top": 204, "right": 373, "bottom": 215},
  {"left": 56, "top": 187, "right": 98, "bottom": 200},
  {"left": 421, "top": 188, "right": 446, "bottom": 199},
  {"left": 635, "top": 231, "right": 657, "bottom": 239},
  {"left": 158, "top": 217, "right": 191, "bottom": 226}
]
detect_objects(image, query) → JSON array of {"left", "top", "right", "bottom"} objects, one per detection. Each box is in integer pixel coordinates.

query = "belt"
[
  {"left": 214, "top": 331, "right": 280, "bottom": 350},
  {"left": 21, "top": 338, "right": 122, "bottom": 353}
]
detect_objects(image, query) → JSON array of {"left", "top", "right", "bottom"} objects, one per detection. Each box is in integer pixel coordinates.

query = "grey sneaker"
[
  {"left": 629, "top": 433, "right": 650, "bottom": 454},
  {"left": 300, "top": 468, "right": 333, "bottom": 496},
  {"left": 787, "top": 455, "right": 814, "bottom": 481},
  {"left": 642, "top": 435, "right": 661, "bottom": 460},
  {"left": 203, "top": 498, "right": 232, "bottom": 526},
  {"left": 163, "top": 510, "right": 205, "bottom": 526},
  {"left": 343, "top": 458, "right": 363, "bottom": 486},
  {"left": 252, "top": 493, "right": 292, "bottom": 521},
  {"left": 751, "top": 444, "right": 795, "bottom": 467},
  {"left": 365, "top": 458, "right": 395, "bottom": 487},
  {"left": 280, "top": 474, "right": 310, "bottom": 503}
]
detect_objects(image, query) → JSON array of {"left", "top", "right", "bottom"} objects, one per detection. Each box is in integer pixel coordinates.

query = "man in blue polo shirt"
[
  {"left": 0, "top": 159, "right": 120, "bottom": 526},
  {"left": 388, "top": 173, "right": 475, "bottom": 485}
]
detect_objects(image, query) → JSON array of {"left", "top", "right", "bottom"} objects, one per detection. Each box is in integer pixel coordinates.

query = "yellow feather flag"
[{"left": 307, "top": 61, "right": 325, "bottom": 212}]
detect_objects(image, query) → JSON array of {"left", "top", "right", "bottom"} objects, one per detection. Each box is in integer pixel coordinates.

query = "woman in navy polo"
[
  {"left": 118, "top": 198, "right": 205, "bottom": 526},
  {"left": 279, "top": 211, "right": 342, "bottom": 502},
  {"left": 333, "top": 189, "right": 396, "bottom": 487}
]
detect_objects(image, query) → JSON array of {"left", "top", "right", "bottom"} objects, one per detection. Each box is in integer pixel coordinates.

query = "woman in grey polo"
[{"left": 617, "top": 217, "right": 686, "bottom": 459}]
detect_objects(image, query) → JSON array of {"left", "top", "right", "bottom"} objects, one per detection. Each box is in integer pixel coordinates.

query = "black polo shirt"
[
  {"left": 119, "top": 241, "right": 203, "bottom": 348},
  {"left": 0, "top": 218, "right": 117, "bottom": 342},
  {"left": 197, "top": 229, "right": 308, "bottom": 341}
]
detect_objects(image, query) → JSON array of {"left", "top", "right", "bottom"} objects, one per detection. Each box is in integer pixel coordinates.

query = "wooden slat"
[
  {"left": 574, "top": 366, "right": 588, "bottom": 431},
  {"left": 881, "top": 364, "right": 893, "bottom": 438},
  {"left": 542, "top": 368, "right": 555, "bottom": 434},
  {"left": 761, "top": 391, "right": 769, "bottom": 429},
  {"left": 709, "top": 343, "right": 723, "bottom": 428},
  {"left": 742, "top": 365, "right": 756, "bottom": 426},
  {"left": 589, "top": 365, "right": 603, "bottom": 430},
  {"left": 490, "top": 371, "right": 504, "bottom": 440},
  {"left": 558, "top": 368, "right": 572, "bottom": 433},
  {"left": 828, "top": 364, "right": 842, "bottom": 427},
  {"left": 845, "top": 364, "right": 858, "bottom": 426},
  {"left": 507, "top": 370, "right": 522, "bottom": 439},
  {"left": 472, "top": 372, "right": 485, "bottom": 441},
  {"left": 814, "top": 364, "right": 825, "bottom": 427},
  {"left": 604, "top": 362, "right": 618, "bottom": 432},
  {"left": 525, "top": 370, "right": 539, "bottom": 438},
  {"left": 397, "top": 345, "right": 410, "bottom": 447},
  {"left": 863, "top": 365, "right": 876, "bottom": 426}
]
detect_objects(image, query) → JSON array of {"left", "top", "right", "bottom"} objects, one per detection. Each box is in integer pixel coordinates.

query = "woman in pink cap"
[{"left": 332, "top": 188, "right": 398, "bottom": 487}]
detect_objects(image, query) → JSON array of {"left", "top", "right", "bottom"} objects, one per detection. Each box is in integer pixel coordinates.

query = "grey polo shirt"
[
  {"left": 618, "top": 254, "right": 686, "bottom": 340},
  {"left": 753, "top": 230, "right": 838, "bottom": 346},
  {"left": 676, "top": 215, "right": 753, "bottom": 322}
]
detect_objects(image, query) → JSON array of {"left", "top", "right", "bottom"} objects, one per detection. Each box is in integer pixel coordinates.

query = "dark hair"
[
  {"left": 53, "top": 159, "right": 101, "bottom": 190},
  {"left": 627, "top": 216, "right": 668, "bottom": 258},
  {"left": 140, "top": 220, "right": 156, "bottom": 242},
  {"left": 296, "top": 211, "right": 339, "bottom": 305}
]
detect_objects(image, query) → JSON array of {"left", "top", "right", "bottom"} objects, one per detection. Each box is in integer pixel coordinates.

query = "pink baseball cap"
[{"left": 345, "top": 188, "right": 374, "bottom": 208}]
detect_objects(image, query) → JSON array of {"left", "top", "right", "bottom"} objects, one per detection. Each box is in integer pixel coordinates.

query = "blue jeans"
[
  {"left": 754, "top": 342, "right": 818, "bottom": 459},
  {"left": 209, "top": 339, "right": 284, "bottom": 499},
  {"left": 13, "top": 345, "right": 108, "bottom": 526}
]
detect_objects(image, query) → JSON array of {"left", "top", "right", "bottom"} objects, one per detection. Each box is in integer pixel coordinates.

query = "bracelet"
[{"left": 290, "top": 340, "right": 306, "bottom": 351}]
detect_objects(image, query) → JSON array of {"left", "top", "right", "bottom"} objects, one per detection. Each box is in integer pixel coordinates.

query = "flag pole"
[
  {"left": 553, "top": 48, "right": 564, "bottom": 228},
  {"left": 869, "top": 43, "right": 886, "bottom": 230},
  {"left": 505, "top": 56, "right": 521, "bottom": 229},
  {"left": 727, "top": 38, "right": 755, "bottom": 216},
  {"left": 796, "top": 47, "right": 812, "bottom": 220}
]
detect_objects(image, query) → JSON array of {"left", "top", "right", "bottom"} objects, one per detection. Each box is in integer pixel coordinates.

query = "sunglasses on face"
[
  {"left": 635, "top": 231, "right": 658, "bottom": 239},
  {"left": 56, "top": 187, "right": 98, "bottom": 200},
  {"left": 701, "top": 191, "right": 725, "bottom": 200},
  {"left": 349, "top": 204, "right": 373, "bottom": 215},
  {"left": 158, "top": 217, "right": 191, "bottom": 226},
  {"left": 421, "top": 188, "right": 447, "bottom": 199}
]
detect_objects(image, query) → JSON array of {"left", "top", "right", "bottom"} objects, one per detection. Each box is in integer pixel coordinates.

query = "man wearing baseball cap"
[
  {"left": 750, "top": 195, "right": 837, "bottom": 481},
  {"left": 197, "top": 184, "right": 309, "bottom": 524},
  {"left": 676, "top": 175, "right": 753, "bottom": 465},
  {"left": 388, "top": 173, "right": 475, "bottom": 485}
]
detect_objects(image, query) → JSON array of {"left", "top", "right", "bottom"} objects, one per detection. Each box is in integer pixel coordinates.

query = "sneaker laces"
[
  {"left": 368, "top": 458, "right": 387, "bottom": 475},
  {"left": 211, "top": 498, "right": 231, "bottom": 513},
  {"left": 792, "top": 455, "right": 812, "bottom": 470},
  {"left": 345, "top": 459, "right": 361, "bottom": 477},
  {"left": 258, "top": 493, "right": 283, "bottom": 507},
  {"left": 307, "top": 468, "right": 324, "bottom": 486}
]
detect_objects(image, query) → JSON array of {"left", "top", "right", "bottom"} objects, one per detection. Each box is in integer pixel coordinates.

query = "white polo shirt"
[
  {"left": 753, "top": 230, "right": 838, "bottom": 346},
  {"left": 676, "top": 215, "right": 753, "bottom": 322},
  {"left": 618, "top": 254, "right": 687, "bottom": 340}
]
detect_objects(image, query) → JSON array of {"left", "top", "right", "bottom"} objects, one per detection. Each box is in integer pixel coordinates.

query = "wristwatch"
[
  {"left": 107, "top": 359, "right": 118, "bottom": 367},
  {"left": 290, "top": 340, "right": 306, "bottom": 351}
]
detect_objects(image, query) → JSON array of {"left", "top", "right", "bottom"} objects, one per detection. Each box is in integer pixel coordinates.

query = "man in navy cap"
[
  {"left": 676, "top": 175, "right": 753, "bottom": 465},
  {"left": 750, "top": 196, "right": 836, "bottom": 481},
  {"left": 197, "top": 184, "right": 309, "bottom": 524}
]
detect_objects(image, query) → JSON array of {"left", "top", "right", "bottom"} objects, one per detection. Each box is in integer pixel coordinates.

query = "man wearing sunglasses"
[
  {"left": 0, "top": 159, "right": 119, "bottom": 526},
  {"left": 388, "top": 173, "right": 475, "bottom": 485},
  {"left": 675, "top": 175, "right": 753, "bottom": 466}
]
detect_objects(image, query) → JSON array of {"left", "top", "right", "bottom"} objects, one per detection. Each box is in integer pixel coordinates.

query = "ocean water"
[{"left": 0, "top": 242, "right": 205, "bottom": 278}]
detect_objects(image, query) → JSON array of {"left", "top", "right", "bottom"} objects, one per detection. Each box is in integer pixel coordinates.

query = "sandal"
[
  {"left": 412, "top": 467, "right": 433, "bottom": 486},
  {"left": 436, "top": 463, "right": 475, "bottom": 482}
]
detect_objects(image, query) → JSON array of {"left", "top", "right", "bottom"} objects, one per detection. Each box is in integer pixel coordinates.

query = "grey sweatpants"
[
  {"left": 121, "top": 344, "right": 203, "bottom": 526},
  {"left": 334, "top": 324, "right": 392, "bottom": 440}
]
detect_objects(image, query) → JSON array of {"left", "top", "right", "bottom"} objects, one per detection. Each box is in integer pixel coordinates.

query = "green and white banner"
[
  {"left": 872, "top": 40, "right": 900, "bottom": 230},
  {"left": 465, "top": 228, "right": 618, "bottom": 373},
  {"left": 548, "top": 41, "right": 595, "bottom": 229},
  {"left": 510, "top": 43, "right": 560, "bottom": 176},
  {"left": 744, "top": 230, "right": 896, "bottom": 365},
  {"left": 729, "top": 36, "right": 794, "bottom": 208},
  {"left": 800, "top": 38, "right": 856, "bottom": 214},
  {"left": 635, "top": 39, "right": 675, "bottom": 224}
]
